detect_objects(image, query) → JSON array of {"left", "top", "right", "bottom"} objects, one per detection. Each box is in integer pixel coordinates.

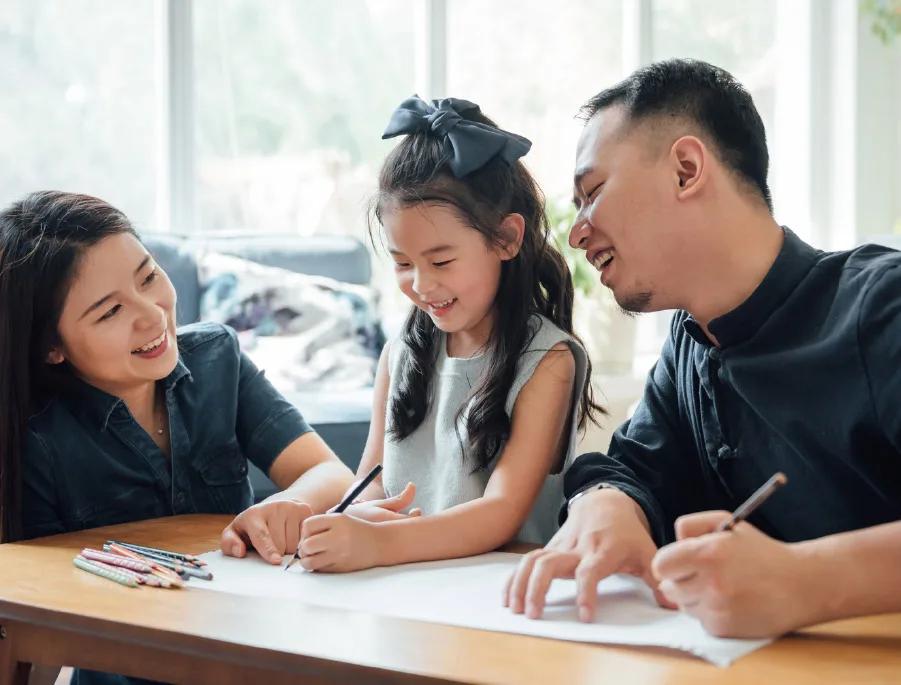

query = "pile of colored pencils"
[{"left": 72, "top": 540, "right": 213, "bottom": 589}]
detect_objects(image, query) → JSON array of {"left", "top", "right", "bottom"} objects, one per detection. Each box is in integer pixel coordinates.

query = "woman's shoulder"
[{"left": 175, "top": 321, "right": 237, "bottom": 354}]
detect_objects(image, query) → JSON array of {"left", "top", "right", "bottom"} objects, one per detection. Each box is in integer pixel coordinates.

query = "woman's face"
[{"left": 51, "top": 233, "right": 179, "bottom": 395}]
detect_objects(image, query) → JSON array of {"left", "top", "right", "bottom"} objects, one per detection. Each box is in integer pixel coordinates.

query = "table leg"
[{"left": 0, "top": 623, "right": 32, "bottom": 685}]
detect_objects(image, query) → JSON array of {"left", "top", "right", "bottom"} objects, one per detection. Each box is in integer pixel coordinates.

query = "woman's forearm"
[{"left": 264, "top": 460, "right": 354, "bottom": 513}]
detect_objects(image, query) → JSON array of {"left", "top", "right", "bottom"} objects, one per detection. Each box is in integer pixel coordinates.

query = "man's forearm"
[{"left": 798, "top": 520, "right": 901, "bottom": 625}]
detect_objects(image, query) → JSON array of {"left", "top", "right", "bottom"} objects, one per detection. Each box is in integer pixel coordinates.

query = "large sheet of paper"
[{"left": 195, "top": 550, "right": 769, "bottom": 666}]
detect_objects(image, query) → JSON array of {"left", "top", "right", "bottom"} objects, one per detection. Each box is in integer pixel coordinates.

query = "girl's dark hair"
[
  {"left": 373, "top": 108, "right": 604, "bottom": 471},
  {"left": 0, "top": 191, "right": 138, "bottom": 543}
]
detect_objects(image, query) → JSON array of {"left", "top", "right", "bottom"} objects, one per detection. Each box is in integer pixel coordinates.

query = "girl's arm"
[{"left": 299, "top": 343, "right": 576, "bottom": 572}]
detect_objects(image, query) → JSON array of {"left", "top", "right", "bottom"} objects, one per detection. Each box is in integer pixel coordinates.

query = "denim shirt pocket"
[{"left": 192, "top": 441, "right": 253, "bottom": 513}]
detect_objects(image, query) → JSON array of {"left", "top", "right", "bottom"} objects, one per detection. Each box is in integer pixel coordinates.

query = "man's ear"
[
  {"left": 670, "top": 135, "right": 708, "bottom": 198},
  {"left": 46, "top": 348, "right": 65, "bottom": 365},
  {"left": 498, "top": 213, "right": 525, "bottom": 261}
]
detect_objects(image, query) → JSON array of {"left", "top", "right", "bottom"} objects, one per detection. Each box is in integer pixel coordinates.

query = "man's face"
[{"left": 569, "top": 105, "right": 681, "bottom": 312}]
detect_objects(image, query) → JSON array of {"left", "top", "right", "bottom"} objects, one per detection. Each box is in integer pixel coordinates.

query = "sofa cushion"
[
  {"left": 194, "top": 234, "right": 372, "bottom": 285},
  {"left": 142, "top": 235, "right": 201, "bottom": 325}
]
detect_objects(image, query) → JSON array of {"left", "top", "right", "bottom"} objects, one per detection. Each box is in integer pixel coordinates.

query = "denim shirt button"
[
  {"left": 708, "top": 347, "right": 720, "bottom": 361},
  {"left": 717, "top": 445, "right": 735, "bottom": 460}
]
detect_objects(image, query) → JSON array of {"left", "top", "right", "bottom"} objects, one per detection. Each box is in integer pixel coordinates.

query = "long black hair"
[
  {"left": 373, "top": 108, "right": 604, "bottom": 471},
  {"left": 0, "top": 191, "right": 138, "bottom": 543}
]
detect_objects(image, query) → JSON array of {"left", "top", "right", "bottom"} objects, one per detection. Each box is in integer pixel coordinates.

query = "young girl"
[{"left": 296, "top": 96, "right": 602, "bottom": 573}]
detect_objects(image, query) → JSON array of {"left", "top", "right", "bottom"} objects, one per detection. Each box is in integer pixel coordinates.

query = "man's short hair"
[{"left": 580, "top": 59, "right": 772, "bottom": 212}]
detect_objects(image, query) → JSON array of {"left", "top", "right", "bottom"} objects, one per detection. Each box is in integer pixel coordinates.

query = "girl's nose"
[{"left": 412, "top": 270, "right": 436, "bottom": 296}]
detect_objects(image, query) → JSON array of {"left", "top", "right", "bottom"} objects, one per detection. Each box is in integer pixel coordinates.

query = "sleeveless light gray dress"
[{"left": 382, "top": 314, "right": 589, "bottom": 544}]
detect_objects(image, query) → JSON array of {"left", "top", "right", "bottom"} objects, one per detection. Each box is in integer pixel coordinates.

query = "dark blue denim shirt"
[
  {"left": 22, "top": 321, "right": 312, "bottom": 539},
  {"left": 565, "top": 229, "right": 901, "bottom": 546}
]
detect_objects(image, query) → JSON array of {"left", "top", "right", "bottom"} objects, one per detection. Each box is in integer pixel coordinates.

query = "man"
[{"left": 504, "top": 59, "right": 901, "bottom": 638}]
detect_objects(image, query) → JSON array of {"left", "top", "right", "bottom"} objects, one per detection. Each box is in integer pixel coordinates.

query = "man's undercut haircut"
[{"left": 580, "top": 58, "right": 773, "bottom": 212}]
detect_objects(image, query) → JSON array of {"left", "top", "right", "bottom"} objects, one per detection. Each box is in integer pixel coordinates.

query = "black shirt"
[{"left": 565, "top": 229, "right": 901, "bottom": 546}]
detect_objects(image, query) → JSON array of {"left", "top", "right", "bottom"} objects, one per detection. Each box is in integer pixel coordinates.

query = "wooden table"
[{"left": 1, "top": 515, "right": 899, "bottom": 684}]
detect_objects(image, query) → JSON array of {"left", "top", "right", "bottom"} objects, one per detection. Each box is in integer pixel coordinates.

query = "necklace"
[{"left": 155, "top": 387, "right": 167, "bottom": 436}]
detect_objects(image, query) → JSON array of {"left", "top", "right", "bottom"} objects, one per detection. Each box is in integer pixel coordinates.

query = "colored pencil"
[
  {"left": 106, "top": 543, "right": 185, "bottom": 587},
  {"left": 86, "top": 558, "right": 166, "bottom": 588},
  {"left": 73, "top": 556, "right": 138, "bottom": 588},
  {"left": 81, "top": 548, "right": 155, "bottom": 573},
  {"left": 107, "top": 540, "right": 207, "bottom": 566}
]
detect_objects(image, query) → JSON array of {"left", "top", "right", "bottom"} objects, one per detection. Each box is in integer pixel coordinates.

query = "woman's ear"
[
  {"left": 46, "top": 348, "right": 65, "bottom": 365},
  {"left": 498, "top": 213, "right": 525, "bottom": 261}
]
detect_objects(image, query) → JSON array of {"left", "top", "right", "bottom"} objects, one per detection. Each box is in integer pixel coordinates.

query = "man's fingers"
[
  {"left": 652, "top": 537, "right": 706, "bottom": 582},
  {"left": 658, "top": 571, "right": 706, "bottom": 607},
  {"left": 574, "top": 552, "right": 622, "bottom": 622},
  {"left": 674, "top": 510, "right": 731, "bottom": 540},
  {"left": 524, "top": 552, "right": 579, "bottom": 619},
  {"left": 641, "top": 566, "right": 678, "bottom": 609},
  {"left": 220, "top": 524, "right": 247, "bottom": 558},
  {"left": 505, "top": 549, "right": 548, "bottom": 613}
]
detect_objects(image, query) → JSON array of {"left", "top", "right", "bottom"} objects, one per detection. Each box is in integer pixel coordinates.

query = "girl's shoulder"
[{"left": 522, "top": 314, "right": 585, "bottom": 358}]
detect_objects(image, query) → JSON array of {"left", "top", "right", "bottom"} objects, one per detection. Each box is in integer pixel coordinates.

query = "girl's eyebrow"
[
  {"left": 78, "top": 255, "right": 152, "bottom": 320},
  {"left": 389, "top": 245, "right": 455, "bottom": 257}
]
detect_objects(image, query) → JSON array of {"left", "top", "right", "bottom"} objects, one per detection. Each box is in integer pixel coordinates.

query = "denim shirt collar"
[
  {"left": 64, "top": 357, "right": 193, "bottom": 432},
  {"left": 682, "top": 228, "right": 821, "bottom": 349}
]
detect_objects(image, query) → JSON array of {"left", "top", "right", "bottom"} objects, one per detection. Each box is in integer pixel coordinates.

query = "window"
[
  {"left": 0, "top": 1, "right": 158, "bottom": 229},
  {"left": 446, "top": 0, "right": 623, "bottom": 206},
  {"left": 193, "top": 0, "right": 416, "bottom": 237}
]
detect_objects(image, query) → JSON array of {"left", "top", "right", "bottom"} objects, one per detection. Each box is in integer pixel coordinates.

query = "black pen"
[
  {"left": 284, "top": 463, "right": 384, "bottom": 571},
  {"left": 717, "top": 472, "right": 788, "bottom": 532}
]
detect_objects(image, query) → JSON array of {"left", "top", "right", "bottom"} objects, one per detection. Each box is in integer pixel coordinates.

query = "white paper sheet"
[{"left": 194, "top": 550, "right": 770, "bottom": 667}]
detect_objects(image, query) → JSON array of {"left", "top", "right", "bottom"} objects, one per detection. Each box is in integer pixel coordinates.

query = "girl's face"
[
  {"left": 384, "top": 203, "right": 514, "bottom": 348},
  {"left": 51, "top": 233, "right": 179, "bottom": 395}
]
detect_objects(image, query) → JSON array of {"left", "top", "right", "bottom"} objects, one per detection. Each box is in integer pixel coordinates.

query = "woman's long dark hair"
[
  {"left": 373, "top": 109, "right": 604, "bottom": 471},
  {"left": 0, "top": 191, "right": 138, "bottom": 543}
]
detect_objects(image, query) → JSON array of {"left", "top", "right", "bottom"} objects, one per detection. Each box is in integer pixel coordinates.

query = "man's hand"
[
  {"left": 652, "top": 511, "right": 814, "bottom": 638},
  {"left": 503, "top": 488, "right": 673, "bottom": 621},
  {"left": 221, "top": 500, "right": 314, "bottom": 564},
  {"left": 340, "top": 481, "right": 423, "bottom": 522}
]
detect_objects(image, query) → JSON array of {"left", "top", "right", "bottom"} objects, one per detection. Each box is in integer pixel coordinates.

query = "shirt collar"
[
  {"left": 65, "top": 356, "right": 193, "bottom": 432},
  {"left": 683, "top": 228, "right": 821, "bottom": 349}
]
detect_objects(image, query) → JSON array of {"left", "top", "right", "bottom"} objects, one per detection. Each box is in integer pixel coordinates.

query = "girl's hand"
[
  {"left": 298, "top": 513, "right": 385, "bottom": 573},
  {"left": 339, "top": 481, "right": 423, "bottom": 522}
]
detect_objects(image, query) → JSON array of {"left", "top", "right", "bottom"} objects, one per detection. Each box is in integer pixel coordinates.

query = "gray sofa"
[{"left": 143, "top": 233, "right": 373, "bottom": 501}]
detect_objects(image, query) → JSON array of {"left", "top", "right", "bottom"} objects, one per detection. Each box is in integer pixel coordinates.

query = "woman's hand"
[{"left": 221, "top": 500, "right": 314, "bottom": 564}]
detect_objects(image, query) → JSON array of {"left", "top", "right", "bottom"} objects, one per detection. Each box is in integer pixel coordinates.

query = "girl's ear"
[
  {"left": 498, "top": 213, "right": 525, "bottom": 261},
  {"left": 46, "top": 348, "right": 65, "bottom": 365}
]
